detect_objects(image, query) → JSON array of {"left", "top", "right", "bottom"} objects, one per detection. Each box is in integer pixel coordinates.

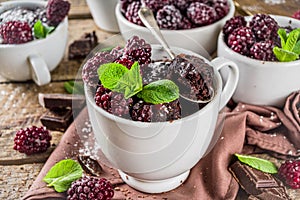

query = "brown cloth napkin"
[{"left": 23, "top": 91, "right": 300, "bottom": 200}]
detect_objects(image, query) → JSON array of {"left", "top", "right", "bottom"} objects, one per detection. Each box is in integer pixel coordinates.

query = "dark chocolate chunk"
[
  {"left": 77, "top": 155, "right": 103, "bottom": 176},
  {"left": 229, "top": 161, "right": 291, "bottom": 200},
  {"left": 38, "top": 93, "right": 85, "bottom": 109},
  {"left": 40, "top": 108, "right": 73, "bottom": 131},
  {"left": 68, "top": 31, "right": 98, "bottom": 59}
]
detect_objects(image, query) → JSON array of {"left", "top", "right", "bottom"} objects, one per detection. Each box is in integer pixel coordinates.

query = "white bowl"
[
  {"left": 84, "top": 44, "right": 239, "bottom": 193},
  {"left": 115, "top": 0, "right": 235, "bottom": 56},
  {"left": 0, "top": 0, "right": 68, "bottom": 86},
  {"left": 217, "top": 15, "right": 300, "bottom": 108}
]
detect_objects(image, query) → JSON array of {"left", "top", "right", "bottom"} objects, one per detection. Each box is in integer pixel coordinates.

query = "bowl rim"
[
  {"left": 218, "top": 14, "right": 300, "bottom": 66},
  {"left": 85, "top": 44, "right": 223, "bottom": 126},
  {"left": 115, "top": 0, "right": 235, "bottom": 33},
  {"left": 0, "top": 0, "right": 68, "bottom": 48}
]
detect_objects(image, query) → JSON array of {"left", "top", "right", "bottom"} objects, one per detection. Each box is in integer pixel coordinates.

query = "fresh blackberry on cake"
[
  {"left": 213, "top": 0, "right": 230, "bottom": 20},
  {"left": 156, "top": 5, "right": 182, "bottom": 30},
  {"left": 13, "top": 126, "right": 52, "bottom": 155},
  {"left": 82, "top": 52, "right": 117, "bottom": 87},
  {"left": 223, "top": 16, "right": 247, "bottom": 37},
  {"left": 249, "top": 13, "right": 279, "bottom": 41},
  {"left": 0, "top": 21, "right": 33, "bottom": 44},
  {"left": 123, "top": 35, "right": 152, "bottom": 65},
  {"left": 187, "top": 2, "right": 217, "bottom": 26},
  {"left": 227, "top": 26, "right": 255, "bottom": 56},
  {"left": 46, "top": 0, "right": 70, "bottom": 26},
  {"left": 278, "top": 160, "right": 300, "bottom": 189},
  {"left": 250, "top": 40, "right": 277, "bottom": 61},
  {"left": 170, "top": 54, "right": 214, "bottom": 102},
  {"left": 94, "top": 85, "right": 133, "bottom": 118},
  {"left": 67, "top": 176, "right": 114, "bottom": 200},
  {"left": 125, "top": 1, "right": 143, "bottom": 26}
]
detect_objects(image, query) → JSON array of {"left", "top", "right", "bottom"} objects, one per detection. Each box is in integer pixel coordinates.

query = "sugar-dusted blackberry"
[
  {"left": 156, "top": 5, "right": 182, "bottom": 30},
  {"left": 227, "top": 26, "right": 255, "bottom": 56},
  {"left": 46, "top": 0, "right": 70, "bottom": 26},
  {"left": 82, "top": 52, "right": 117, "bottom": 87},
  {"left": 186, "top": 2, "right": 217, "bottom": 26},
  {"left": 0, "top": 21, "right": 33, "bottom": 44},
  {"left": 13, "top": 126, "right": 52, "bottom": 155},
  {"left": 125, "top": 1, "right": 143, "bottom": 26},
  {"left": 249, "top": 13, "right": 279, "bottom": 41},
  {"left": 169, "top": 54, "right": 215, "bottom": 102},
  {"left": 0, "top": 7, "right": 39, "bottom": 27},
  {"left": 110, "top": 46, "right": 124, "bottom": 59},
  {"left": 94, "top": 85, "right": 133, "bottom": 118},
  {"left": 144, "top": 0, "right": 171, "bottom": 13},
  {"left": 278, "top": 160, "right": 300, "bottom": 189},
  {"left": 130, "top": 99, "right": 181, "bottom": 122},
  {"left": 142, "top": 61, "right": 172, "bottom": 85},
  {"left": 173, "top": 0, "right": 193, "bottom": 11},
  {"left": 67, "top": 176, "right": 114, "bottom": 200},
  {"left": 120, "top": 0, "right": 137, "bottom": 14},
  {"left": 115, "top": 57, "right": 134, "bottom": 69},
  {"left": 250, "top": 40, "right": 277, "bottom": 61},
  {"left": 179, "top": 17, "right": 193, "bottom": 30},
  {"left": 292, "top": 10, "right": 300, "bottom": 20},
  {"left": 222, "top": 16, "right": 247, "bottom": 37},
  {"left": 123, "top": 35, "right": 152, "bottom": 65},
  {"left": 213, "top": 0, "right": 230, "bottom": 21}
]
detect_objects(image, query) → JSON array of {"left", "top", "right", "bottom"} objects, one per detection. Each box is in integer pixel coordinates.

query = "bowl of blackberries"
[
  {"left": 115, "top": 0, "right": 235, "bottom": 55},
  {"left": 0, "top": 0, "right": 70, "bottom": 85},
  {"left": 82, "top": 34, "right": 239, "bottom": 193},
  {"left": 218, "top": 14, "right": 300, "bottom": 107}
]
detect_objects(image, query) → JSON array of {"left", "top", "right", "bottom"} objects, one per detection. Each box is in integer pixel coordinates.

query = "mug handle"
[
  {"left": 211, "top": 57, "right": 239, "bottom": 110},
  {"left": 28, "top": 54, "right": 51, "bottom": 86}
]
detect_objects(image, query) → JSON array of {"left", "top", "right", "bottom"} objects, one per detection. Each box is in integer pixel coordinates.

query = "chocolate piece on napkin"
[{"left": 229, "top": 161, "right": 290, "bottom": 199}]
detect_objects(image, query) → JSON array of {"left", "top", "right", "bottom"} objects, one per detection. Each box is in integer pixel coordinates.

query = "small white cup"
[
  {"left": 86, "top": 0, "right": 119, "bottom": 32},
  {"left": 0, "top": 0, "right": 68, "bottom": 86},
  {"left": 84, "top": 45, "right": 239, "bottom": 193}
]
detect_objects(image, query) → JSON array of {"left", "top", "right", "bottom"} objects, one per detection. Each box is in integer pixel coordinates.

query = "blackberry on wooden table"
[{"left": 278, "top": 160, "right": 300, "bottom": 189}]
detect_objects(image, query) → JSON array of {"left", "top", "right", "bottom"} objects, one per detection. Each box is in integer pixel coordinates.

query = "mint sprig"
[
  {"left": 34, "top": 20, "right": 55, "bottom": 39},
  {"left": 273, "top": 28, "right": 300, "bottom": 62},
  {"left": 43, "top": 159, "right": 83, "bottom": 192},
  {"left": 97, "top": 62, "right": 179, "bottom": 104},
  {"left": 234, "top": 154, "right": 278, "bottom": 174}
]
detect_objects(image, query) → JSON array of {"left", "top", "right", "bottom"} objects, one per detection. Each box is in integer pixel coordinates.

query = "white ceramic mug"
[
  {"left": 86, "top": 0, "right": 119, "bottom": 32},
  {"left": 0, "top": 1, "right": 68, "bottom": 86},
  {"left": 217, "top": 15, "right": 300, "bottom": 108},
  {"left": 84, "top": 45, "right": 239, "bottom": 193}
]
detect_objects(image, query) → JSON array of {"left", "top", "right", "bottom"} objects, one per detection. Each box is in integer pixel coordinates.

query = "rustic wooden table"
[{"left": 0, "top": 0, "right": 299, "bottom": 199}]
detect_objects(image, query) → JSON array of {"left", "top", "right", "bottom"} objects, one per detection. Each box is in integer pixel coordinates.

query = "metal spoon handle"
[{"left": 138, "top": 7, "right": 175, "bottom": 59}]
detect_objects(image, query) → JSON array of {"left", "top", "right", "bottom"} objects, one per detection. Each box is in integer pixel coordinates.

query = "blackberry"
[
  {"left": 227, "top": 26, "right": 255, "bottom": 56},
  {"left": 156, "top": 5, "right": 182, "bottom": 30},
  {"left": 292, "top": 10, "right": 300, "bottom": 20},
  {"left": 94, "top": 85, "right": 133, "bottom": 118},
  {"left": 144, "top": 0, "right": 171, "bottom": 13},
  {"left": 278, "top": 160, "right": 300, "bottom": 189},
  {"left": 213, "top": 0, "right": 230, "bottom": 20},
  {"left": 179, "top": 17, "right": 193, "bottom": 30},
  {"left": 0, "top": 21, "right": 33, "bottom": 44},
  {"left": 123, "top": 35, "right": 152, "bottom": 65},
  {"left": 0, "top": 7, "right": 39, "bottom": 27},
  {"left": 110, "top": 46, "right": 124, "bottom": 59},
  {"left": 67, "top": 176, "right": 114, "bottom": 200},
  {"left": 46, "top": 0, "right": 70, "bottom": 26},
  {"left": 250, "top": 40, "right": 277, "bottom": 61},
  {"left": 222, "top": 16, "right": 247, "bottom": 37},
  {"left": 82, "top": 52, "right": 117, "bottom": 87},
  {"left": 249, "top": 13, "right": 279, "bottom": 41},
  {"left": 131, "top": 99, "right": 181, "bottom": 122},
  {"left": 173, "top": 0, "right": 192, "bottom": 11},
  {"left": 115, "top": 57, "right": 134, "bottom": 69},
  {"left": 170, "top": 54, "right": 215, "bottom": 102},
  {"left": 120, "top": 0, "right": 137, "bottom": 14},
  {"left": 13, "top": 126, "right": 52, "bottom": 155},
  {"left": 125, "top": 1, "right": 143, "bottom": 26},
  {"left": 186, "top": 2, "right": 217, "bottom": 26}
]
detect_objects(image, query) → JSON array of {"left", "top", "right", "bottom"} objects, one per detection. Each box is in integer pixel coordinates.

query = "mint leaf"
[
  {"left": 273, "top": 46, "right": 299, "bottom": 62},
  {"left": 234, "top": 154, "right": 278, "bottom": 174},
  {"left": 293, "top": 38, "right": 300, "bottom": 54},
  {"left": 114, "top": 62, "right": 143, "bottom": 98},
  {"left": 137, "top": 79, "right": 179, "bottom": 104},
  {"left": 277, "top": 28, "right": 287, "bottom": 48},
  {"left": 43, "top": 159, "right": 83, "bottom": 192},
  {"left": 34, "top": 20, "right": 55, "bottom": 39},
  {"left": 283, "top": 29, "right": 300, "bottom": 52},
  {"left": 98, "top": 63, "right": 129, "bottom": 90}
]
